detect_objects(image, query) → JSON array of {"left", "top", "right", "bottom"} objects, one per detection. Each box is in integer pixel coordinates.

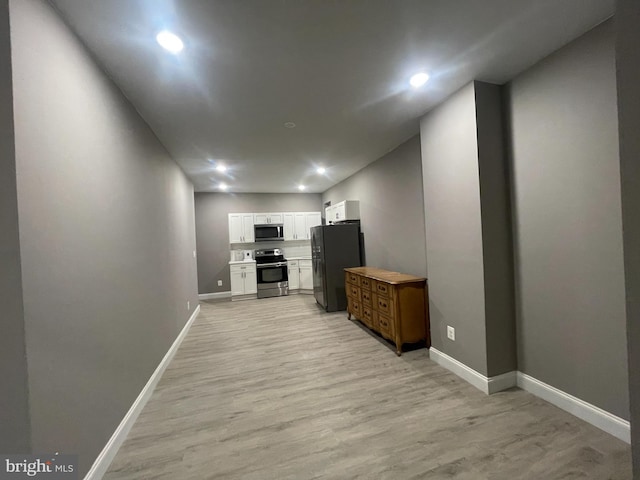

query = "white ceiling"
[{"left": 50, "top": 0, "right": 613, "bottom": 193}]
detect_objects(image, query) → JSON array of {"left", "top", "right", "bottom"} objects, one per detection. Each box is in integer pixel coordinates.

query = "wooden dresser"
[{"left": 344, "top": 267, "right": 429, "bottom": 355}]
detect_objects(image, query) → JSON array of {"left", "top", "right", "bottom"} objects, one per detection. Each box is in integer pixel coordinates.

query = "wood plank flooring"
[{"left": 104, "top": 295, "right": 631, "bottom": 479}]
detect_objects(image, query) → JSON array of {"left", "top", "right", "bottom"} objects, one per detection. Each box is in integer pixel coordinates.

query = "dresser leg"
[{"left": 347, "top": 310, "right": 351, "bottom": 320}]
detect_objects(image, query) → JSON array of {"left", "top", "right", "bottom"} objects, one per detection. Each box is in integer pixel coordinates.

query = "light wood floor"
[{"left": 104, "top": 295, "right": 631, "bottom": 479}]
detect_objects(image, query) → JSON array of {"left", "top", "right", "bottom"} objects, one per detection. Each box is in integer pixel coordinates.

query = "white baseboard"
[
  {"left": 429, "top": 348, "right": 516, "bottom": 394},
  {"left": 199, "top": 291, "right": 231, "bottom": 301},
  {"left": 84, "top": 305, "right": 201, "bottom": 480},
  {"left": 428, "top": 348, "right": 630, "bottom": 443},
  {"left": 517, "top": 372, "right": 630, "bottom": 443}
]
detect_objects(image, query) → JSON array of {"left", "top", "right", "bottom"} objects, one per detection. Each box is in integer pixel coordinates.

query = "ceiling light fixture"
[
  {"left": 219, "top": 183, "right": 228, "bottom": 191},
  {"left": 409, "top": 72, "right": 430, "bottom": 88},
  {"left": 216, "top": 164, "right": 227, "bottom": 173},
  {"left": 316, "top": 167, "right": 326, "bottom": 175},
  {"left": 298, "top": 185, "right": 306, "bottom": 191},
  {"left": 156, "top": 30, "right": 184, "bottom": 54},
  {"left": 284, "top": 122, "right": 296, "bottom": 129}
]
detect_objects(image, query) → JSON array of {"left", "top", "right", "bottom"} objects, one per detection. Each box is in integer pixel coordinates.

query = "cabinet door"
[
  {"left": 299, "top": 261, "right": 313, "bottom": 289},
  {"left": 283, "top": 213, "right": 295, "bottom": 241},
  {"left": 254, "top": 213, "right": 269, "bottom": 224},
  {"left": 269, "top": 213, "right": 284, "bottom": 224},
  {"left": 230, "top": 268, "right": 245, "bottom": 295},
  {"left": 243, "top": 267, "right": 257, "bottom": 294},
  {"left": 242, "top": 214, "right": 255, "bottom": 242},
  {"left": 229, "top": 214, "right": 244, "bottom": 243},
  {"left": 293, "top": 213, "right": 306, "bottom": 240},
  {"left": 334, "top": 202, "right": 345, "bottom": 221},
  {"left": 325, "top": 206, "right": 333, "bottom": 224},
  {"left": 288, "top": 261, "right": 300, "bottom": 289},
  {"left": 304, "top": 212, "right": 322, "bottom": 239}
]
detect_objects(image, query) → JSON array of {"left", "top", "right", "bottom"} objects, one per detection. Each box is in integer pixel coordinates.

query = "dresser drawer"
[
  {"left": 362, "top": 306, "right": 373, "bottom": 328},
  {"left": 375, "top": 281, "right": 390, "bottom": 297},
  {"left": 348, "top": 284, "right": 361, "bottom": 301},
  {"left": 376, "top": 296, "right": 394, "bottom": 317},
  {"left": 351, "top": 300, "right": 362, "bottom": 317},
  {"left": 347, "top": 272, "right": 360, "bottom": 286},
  {"left": 378, "top": 313, "right": 394, "bottom": 337},
  {"left": 361, "top": 289, "right": 372, "bottom": 306},
  {"left": 371, "top": 310, "right": 379, "bottom": 331},
  {"left": 360, "top": 277, "right": 372, "bottom": 290}
]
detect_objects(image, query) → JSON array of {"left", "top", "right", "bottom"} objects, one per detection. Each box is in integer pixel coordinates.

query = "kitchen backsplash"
[{"left": 230, "top": 240, "right": 311, "bottom": 261}]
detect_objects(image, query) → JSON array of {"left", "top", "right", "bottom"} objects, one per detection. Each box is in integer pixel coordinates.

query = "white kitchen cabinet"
[
  {"left": 228, "top": 213, "right": 255, "bottom": 243},
  {"left": 283, "top": 213, "right": 295, "bottom": 240},
  {"left": 305, "top": 212, "right": 322, "bottom": 236},
  {"left": 230, "top": 263, "right": 257, "bottom": 297},
  {"left": 288, "top": 260, "right": 300, "bottom": 290},
  {"left": 283, "top": 212, "right": 322, "bottom": 240},
  {"left": 293, "top": 212, "right": 307, "bottom": 240},
  {"left": 326, "top": 201, "right": 359, "bottom": 224},
  {"left": 325, "top": 205, "right": 335, "bottom": 224},
  {"left": 299, "top": 260, "right": 313, "bottom": 290},
  {"left": 254, "top": 213, "right": 283, "bottom": 225}
]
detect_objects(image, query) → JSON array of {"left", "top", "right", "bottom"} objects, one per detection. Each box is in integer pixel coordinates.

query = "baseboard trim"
[
  {"left": 517, "top": 372, "right": 630, "bottom": 443},
  {"left": 429, "top": 348, "right": 516, "bottom": 394},
  {"left": 84, "top": 304, "right": 201, "bottom": 480},
  {"left": 428, "top": 348, "right": 630, "bottom": 443},
  {"left": 199, "top": 291, "right": 231, "bottom": 301}
]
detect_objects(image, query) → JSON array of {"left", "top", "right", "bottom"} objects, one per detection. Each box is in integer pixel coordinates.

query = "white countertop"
[
  {"left": 229, "top": 260, "right": 256, "bottom": 265},
  {"left": 286, "top": 256, "right": 312, "bottom": 261}
]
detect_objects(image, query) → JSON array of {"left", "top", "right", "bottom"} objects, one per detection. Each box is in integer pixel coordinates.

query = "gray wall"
[
  {"left": 420, "top": 82, "right": 515, "bottom": 377},
  {"left": 0, "top": 0, "right": 30, "bottom": 453},
  {"left": 475, "top": 82, "right": 516, "bottom": 376},
  {"left": 507, "top": 20, "right": 628, "bottom": 419},
  {"left": 616, "top": 0, "right": 640, "bottom": 472},
  {"left": 322, "top": 135, "right": 427, "bottom": 278},
  {"left": 195, "top": 193, "right": 322, "bottom": 294},
  {"left": 10, "top": 0, "right": 198, "bottom": 475}
]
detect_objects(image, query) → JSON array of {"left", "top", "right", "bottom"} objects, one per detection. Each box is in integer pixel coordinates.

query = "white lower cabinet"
[
  {"left": 288, "top": 260, "right": 300, "bottom": 290},
  {"left": 299, "top": 260, "right": 313, "bottom": 290},
  {"left": 230, "top": 263, "right": 257, "bottom": 297}
]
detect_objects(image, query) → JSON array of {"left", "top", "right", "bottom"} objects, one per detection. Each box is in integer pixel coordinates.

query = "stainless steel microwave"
[{"left": 254, "top": 224, "right": 284, "bottom": 242}]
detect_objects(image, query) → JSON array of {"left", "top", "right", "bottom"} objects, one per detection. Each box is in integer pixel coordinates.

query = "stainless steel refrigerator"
[{"left": 311, "top": 223, "right": 362, "bottom": 312}]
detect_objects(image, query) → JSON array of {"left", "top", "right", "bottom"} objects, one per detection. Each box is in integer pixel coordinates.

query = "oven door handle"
[{"left": 257, "top": 262, "right": 288, "bottom": 268}]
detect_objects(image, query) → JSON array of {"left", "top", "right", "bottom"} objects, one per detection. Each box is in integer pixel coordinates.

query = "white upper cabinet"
[
  {"left": 229, "top": 213, "right": 255, "bottom": 243},
  {"left": 293, "top": 213, "right": 307, "bottom": 240},
  {"left": 282, "top": 212, "right": 322, "bottom": 240},
  {"left": 231, "top": 211, "right": 320, "bottom": 243},
  {"left": 254, "top": 213, "right": 283, "bottom": 224},
  {"left": 305, "top": 212, "right": 322, "bottom": 237},
  {"left": 283, "top": 213, "right": 295, "bottom": 240},
  {"left": 326, "top": 200, "right": 359, "bottom": 223}
]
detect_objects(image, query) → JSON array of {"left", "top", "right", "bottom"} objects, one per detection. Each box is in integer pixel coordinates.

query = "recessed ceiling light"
[
  {"left": 284, "top": 122, "right": 296, "bottom": 129},
  {"left": 219, "top": 183, "right": 228, "bottom": 191},
  {"left": 156, "top": 30, "right": 184, "bottom": 54},
  {"left": 409, "top": 72, "right": 430, "bottom": 88},
  {"left": 298, "top": 185, "right": 306, "bottom": 191},
  {"left": 216, "top": 164, "right": 227, "bottom": 172},
  {"left": 316, "top": 167, "right": 326, "bottom": 175}
]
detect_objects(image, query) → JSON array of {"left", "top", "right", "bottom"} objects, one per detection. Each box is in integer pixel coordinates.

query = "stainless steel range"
[{"left": 255, "top": 248, "right": 289, "bottom": 298}]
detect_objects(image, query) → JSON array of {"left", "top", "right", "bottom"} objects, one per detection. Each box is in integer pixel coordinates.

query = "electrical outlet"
[
  {"left": 447, "top": 325, "right": 455, "bottom": 341},
  {"left": 187, "top": 301, "right": 190, "bottom": 311},
  {"left": 193, "top": 250, "right": 196, "bottom": 258},
  {"left": 217, "top": 280, "right": 223, "bottom": 286}
]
